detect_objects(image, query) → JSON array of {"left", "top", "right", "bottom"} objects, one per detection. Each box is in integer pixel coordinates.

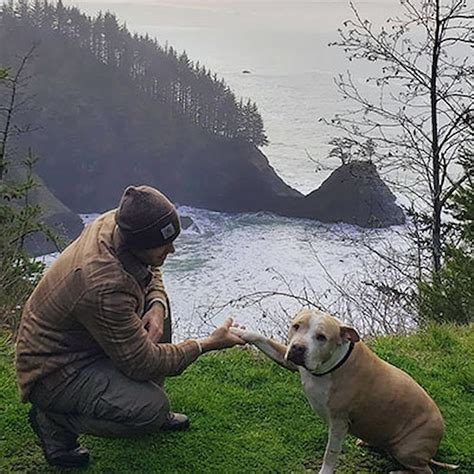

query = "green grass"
[{"left": 1, "top": 325, "right": 473, "bottom": 473}]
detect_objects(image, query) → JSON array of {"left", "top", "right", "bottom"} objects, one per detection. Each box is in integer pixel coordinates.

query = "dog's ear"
[{"left": 340, "top": 326, "right": 360, "bottom": 343}]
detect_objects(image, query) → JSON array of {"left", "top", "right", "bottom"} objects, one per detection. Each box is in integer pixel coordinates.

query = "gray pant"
[
  {"left": 30, "top": 315, "right": 172, "bottom": 440},
  {"left": 30, "top": 358, "right": 170, "bottom": 439}
]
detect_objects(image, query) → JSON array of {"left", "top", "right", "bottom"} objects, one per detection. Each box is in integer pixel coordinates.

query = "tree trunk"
[{"left": 430, "top": 0, "right": 442, "bottom": 273}]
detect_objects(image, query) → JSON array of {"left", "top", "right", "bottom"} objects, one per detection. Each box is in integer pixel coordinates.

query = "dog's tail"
[{"left": 430, "top": 459, "right": 459, "bottom": 470}]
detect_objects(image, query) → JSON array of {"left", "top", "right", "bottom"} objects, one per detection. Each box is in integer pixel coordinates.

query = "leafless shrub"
[{"left": 178, "top": 222, "right": 425, "bottom": 342}]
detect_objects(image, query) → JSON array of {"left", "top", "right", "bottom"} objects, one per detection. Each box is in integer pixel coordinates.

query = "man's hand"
[
  {"left": 142, "top": 303, "right": 166, "bottom": 343},
  {"left": 198, "top": 318, "right": 246, "bottom": 353}
]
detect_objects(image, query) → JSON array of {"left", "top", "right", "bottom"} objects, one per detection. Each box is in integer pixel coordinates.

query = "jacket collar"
[{"left": 112, "top": 226, "right": 152, "bottom": 289}]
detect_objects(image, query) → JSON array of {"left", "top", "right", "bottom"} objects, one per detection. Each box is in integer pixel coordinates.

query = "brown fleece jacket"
[{"left": 15, "top": 210, "right": 200, "bottom": 402}]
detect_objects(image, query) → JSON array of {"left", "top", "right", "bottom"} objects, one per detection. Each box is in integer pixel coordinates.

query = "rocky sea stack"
[{"left": 284, "top": 161, "right": 406, "bottom": 228}]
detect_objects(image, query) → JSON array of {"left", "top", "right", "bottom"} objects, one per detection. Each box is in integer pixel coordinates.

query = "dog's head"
[{"left": 285, "top": 309, "right": 360, "bottom": 372}]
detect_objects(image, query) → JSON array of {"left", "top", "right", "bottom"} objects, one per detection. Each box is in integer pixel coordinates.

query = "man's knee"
[
  {"left": 126, "top": 383, "right": 170, "bottom": 431},
  {"left": 31, "top": 360, "right": 171, "bottom": 436},
  {"left": 94, "top": 376, "right": 170, "bottom": 429}
]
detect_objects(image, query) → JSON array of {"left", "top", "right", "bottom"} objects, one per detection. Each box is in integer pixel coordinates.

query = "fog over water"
[{"left": 55, "top": 1, "right": 409, "bottom": 336}]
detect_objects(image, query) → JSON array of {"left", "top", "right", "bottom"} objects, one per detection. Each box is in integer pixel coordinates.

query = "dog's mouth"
[{"left": 286, "top": 344, "right": 307, "bottom": 367}]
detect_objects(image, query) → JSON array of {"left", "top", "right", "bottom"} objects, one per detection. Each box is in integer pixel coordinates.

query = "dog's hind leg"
[
  {"left": 390, "top": 443, "right": 434, "bottom": 474},
  {"left": 319, "top": 418, "right": 348, "bottom": 474}
]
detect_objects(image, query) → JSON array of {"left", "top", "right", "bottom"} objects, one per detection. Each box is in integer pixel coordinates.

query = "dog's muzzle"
[{"left": 287, "top": 344, "right": 306, "bottom": 366}]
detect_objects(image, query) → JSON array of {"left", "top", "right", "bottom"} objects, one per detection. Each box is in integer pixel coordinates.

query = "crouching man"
[{"left": 15, "top": 185, "right": 245, "bottom": 468}]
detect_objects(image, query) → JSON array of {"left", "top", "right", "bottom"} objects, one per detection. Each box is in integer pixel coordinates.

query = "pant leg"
[{"left": 30, "top": 358, "right": 170, "bottom": 439}]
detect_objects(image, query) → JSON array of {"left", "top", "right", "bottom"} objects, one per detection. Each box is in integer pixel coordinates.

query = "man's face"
[{"left": 134, "top": 242, "right": 175, "bottom": 266}]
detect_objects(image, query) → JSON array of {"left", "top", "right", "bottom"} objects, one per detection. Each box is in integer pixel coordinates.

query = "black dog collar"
[{"left": 310, "top": 341, "right": 355, "bottom": 377}]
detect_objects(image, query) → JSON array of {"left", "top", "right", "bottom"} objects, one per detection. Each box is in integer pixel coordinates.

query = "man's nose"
[
  {"left": 287, "top": 344, "right": 306, "bottom": 366},
  {"left": 168, "top": 243, "right": 175, "bottom": 254}
]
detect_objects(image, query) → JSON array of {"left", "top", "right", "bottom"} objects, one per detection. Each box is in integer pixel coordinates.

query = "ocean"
[{"left": 55, "top": 0, "right": 409, "bottom": 337}]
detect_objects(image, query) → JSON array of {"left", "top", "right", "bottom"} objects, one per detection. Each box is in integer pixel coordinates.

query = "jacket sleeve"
[
  {"left": 78, "top": 283, "right": 200, "bottom": 380},
  {"left": 144, "top": 266, "right": 169, "bottom": 317}
]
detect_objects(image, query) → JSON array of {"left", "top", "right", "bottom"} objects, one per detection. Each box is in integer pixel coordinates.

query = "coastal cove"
[{"left": 40, "top": 209, "right": 409, "bottom": 340}]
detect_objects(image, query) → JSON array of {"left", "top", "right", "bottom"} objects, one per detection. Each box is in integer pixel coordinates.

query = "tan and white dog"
[{"left": 232, "top": 309, "right": 453, "bottom": 474}]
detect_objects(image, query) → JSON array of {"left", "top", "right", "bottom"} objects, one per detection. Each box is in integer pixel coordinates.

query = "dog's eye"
[
  {"left": 292, "top": 324, "right": 300, "bottom": 331},
  {"left": 316, "top": 334, "right": 327, "bottom": 342}
]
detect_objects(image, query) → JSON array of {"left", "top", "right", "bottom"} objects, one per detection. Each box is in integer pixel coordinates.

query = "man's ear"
[{"left": 340, "top": 326, "right": 360, "bottom": 343}]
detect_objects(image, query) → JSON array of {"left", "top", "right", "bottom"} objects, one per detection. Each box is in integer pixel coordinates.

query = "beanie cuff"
[{"left": 116, "top": 210, "right": 181, "bottom": 249}]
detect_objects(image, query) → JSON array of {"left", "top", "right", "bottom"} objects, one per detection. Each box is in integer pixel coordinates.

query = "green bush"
[
  {"left": 0, "top": 66, "right": 53, "bottom": 333},
  {"left": 419, "top": 246, "right": 473, "bottom": 324}
]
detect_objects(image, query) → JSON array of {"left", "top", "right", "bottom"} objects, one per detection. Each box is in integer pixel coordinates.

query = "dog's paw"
[
  {"left": 230, "top": 327, "right": 262, "bottom": 343},
  {"left": 318, "top": 468, "right": 335, "bottom": 474}
]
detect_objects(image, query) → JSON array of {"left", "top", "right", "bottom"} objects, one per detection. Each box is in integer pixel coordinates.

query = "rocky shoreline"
[{"left": 22, "top": 149, "right": 405, "bottom": 256}]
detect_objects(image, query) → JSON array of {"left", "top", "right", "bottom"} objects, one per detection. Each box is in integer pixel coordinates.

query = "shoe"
[
  {"left": 28, "top": 406, "right": 90, "bottom": 468},
  {"left": 160, "top": 412, "right": 190, "bottom": 432},
  {"left": 45, "top": 446, "right": 90, "bottom": 469}
]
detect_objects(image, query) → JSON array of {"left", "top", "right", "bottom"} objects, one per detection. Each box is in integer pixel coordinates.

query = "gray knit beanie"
[{"left": 115, "top": 185, "right": 181, "bottom": 249}]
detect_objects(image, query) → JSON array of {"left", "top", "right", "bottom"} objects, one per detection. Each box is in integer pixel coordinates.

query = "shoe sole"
[
  {"left": 160, "top": 419, "right": 190, "bottom": 432},
  {"left": 47, "top": 453, "right": 90, "bottom": 469}
]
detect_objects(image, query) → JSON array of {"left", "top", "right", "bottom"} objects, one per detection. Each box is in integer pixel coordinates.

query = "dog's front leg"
[
  {"left": 319, "top": 418, "right": 348, "bottom": 474},
  {"left": 230, "top": 328, "right": 297, "bottom": 371}
]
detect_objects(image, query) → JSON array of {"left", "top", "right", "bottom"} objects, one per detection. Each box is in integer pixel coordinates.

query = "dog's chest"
[{"left": 299, "top": 369, "right": 331, "bottom": 422}]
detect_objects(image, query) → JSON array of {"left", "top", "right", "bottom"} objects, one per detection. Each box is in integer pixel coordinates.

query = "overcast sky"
[{"left": 62, "top": 0, "right": 403, "bottom": 35}]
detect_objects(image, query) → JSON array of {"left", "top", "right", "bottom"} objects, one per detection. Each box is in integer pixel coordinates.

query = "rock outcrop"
[
  {"left": 278, "top": 161, "right": 405, "bottom": 228},
  {"left": 157, "top": 138, "right": 302, "bottom": 214},
  {"left": 7, "top": 164, "right": 84, "bottom": 256}
]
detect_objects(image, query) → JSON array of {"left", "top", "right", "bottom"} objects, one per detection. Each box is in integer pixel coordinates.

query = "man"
[{"left": 15, "top": 185, "right": 245, "bottom": 468}]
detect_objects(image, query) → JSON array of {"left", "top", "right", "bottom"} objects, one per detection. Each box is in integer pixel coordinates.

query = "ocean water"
[
  {"left": 52, "top": 1, "right": 410, "bottom": 337},
  {"left": 41, "top": 209, "right": 409, "bottom": 339}
]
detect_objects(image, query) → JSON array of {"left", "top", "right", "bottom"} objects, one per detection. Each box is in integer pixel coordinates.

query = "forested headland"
[
  {"left": 0, "top": 0, "right": 302, "bottom": 214},
  {"left": 1, "top": 0, "right": 268, "bottom": 146}
]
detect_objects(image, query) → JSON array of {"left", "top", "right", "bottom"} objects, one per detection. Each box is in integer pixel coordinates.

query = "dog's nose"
[{"left": 287, "top": 344, "right": 306, "bottom": 366}]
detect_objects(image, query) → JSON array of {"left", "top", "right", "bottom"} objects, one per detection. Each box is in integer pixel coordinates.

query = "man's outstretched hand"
[{"left": 198, "top": 318, "right": 247, "bottom": 353}]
